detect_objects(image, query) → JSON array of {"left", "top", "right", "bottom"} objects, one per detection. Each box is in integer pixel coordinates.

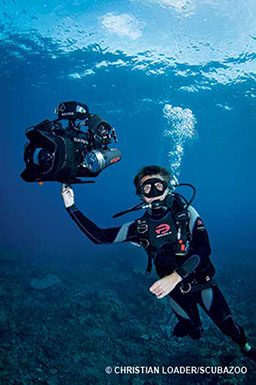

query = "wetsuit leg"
[
  {"left": 169, "top": 289, "right": 203, "bottom": 340},
  {"left": 199, "top": 284, "right": 247, "bottom": 347}
]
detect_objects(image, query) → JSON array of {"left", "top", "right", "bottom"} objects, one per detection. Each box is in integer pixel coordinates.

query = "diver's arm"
[
  {"left": 149, "top": 271, "right": 182, "bottom": 299},
  {"left": 187, "top": 206, "right": 211, "bottom": 259},
  {"left": 66, "top": 205, "right": 118, "bottom": 244},
  {"left": 150, "top": 255, "right": 201, "bottom": 299},
  {"left": 149, "top": 210, "right": 212, "bottom": 299},
  {"left": 190, "top": 217, "right": 212, "bottom": 259},
  {"left": 67, "top": 205, "right": 138, "bottom": 244},
  {"left": 62, "top": 185, "right": 139, "bottom": 245},
  {"left": 155, "top": 216, "right": 212, "bottom": 295}
]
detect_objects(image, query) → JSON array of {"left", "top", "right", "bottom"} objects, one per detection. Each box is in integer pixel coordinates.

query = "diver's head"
[{"left": 134, "top": 165, "right": 172, "bottom": 207}]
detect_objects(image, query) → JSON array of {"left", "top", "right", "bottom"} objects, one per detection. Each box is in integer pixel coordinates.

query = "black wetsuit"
[{"left": 66, "top": 202, "right": 247, "bottom": 346}]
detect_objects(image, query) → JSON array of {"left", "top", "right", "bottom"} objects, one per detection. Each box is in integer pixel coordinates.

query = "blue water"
[
  {"left": 1, "top": 0, "right": 256, "bottom": 264},
  {"left": 1, "top": 1, "right": 256, "bottom": 383}
]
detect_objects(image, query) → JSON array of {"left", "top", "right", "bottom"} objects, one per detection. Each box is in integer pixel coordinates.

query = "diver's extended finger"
[
  {"left": 155, "top": 286, "right": 167, "bottom": 297},
  {"left": 156, "top": 291, "right": 168, "bottom": 299},
  {"left": 149, "top": 284, "right": 160, "bottom": 294},
  {"left": 150, "top": 280, "right": 170, "bottom": 293},
  {"left": 62, "top": 184, "right": 69, "bottom": 193},
  {"left": 62, "top": 182, "right": 71, "bottom": 189},
  {"left": 150, "top": 285, "right": 164, "bottom": 296},
  {"left": 62, "top": 186, "right": 72, "bottom": 195},
  {"left": 150, "top": 281, "right": 161, "bottom": 292}
]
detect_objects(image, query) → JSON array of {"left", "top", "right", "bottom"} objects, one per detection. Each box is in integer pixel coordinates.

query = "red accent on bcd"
[{"left": 155, "top": 223, "right": 171, "bottom": 235}]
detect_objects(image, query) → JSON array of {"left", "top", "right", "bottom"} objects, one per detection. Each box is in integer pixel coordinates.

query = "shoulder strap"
[
  {"left": 135, "top": 213, "right": 150, "bottom": 247},
  {"left": 187, "top": 206, "right": 200, "bottom": 234},
  {"left": 135, "top": 213, "right": 153, "bottom": 273},
  {"left": 172, "top": 192, "right": 186, "bottom": 212}
]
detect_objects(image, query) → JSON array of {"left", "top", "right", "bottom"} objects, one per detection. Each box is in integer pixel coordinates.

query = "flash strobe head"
[{"left": 55, "top": 101, "right": 89, "bottom": 121}]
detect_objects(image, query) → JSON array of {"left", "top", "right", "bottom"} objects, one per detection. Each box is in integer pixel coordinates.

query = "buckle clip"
[{"left": 180, "top": 282, "right": 192, "bottom": 294}]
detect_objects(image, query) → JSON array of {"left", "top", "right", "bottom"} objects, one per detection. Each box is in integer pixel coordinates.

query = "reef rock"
[{"left": 29, "top": 273, "right": 62, "bottom": 290}]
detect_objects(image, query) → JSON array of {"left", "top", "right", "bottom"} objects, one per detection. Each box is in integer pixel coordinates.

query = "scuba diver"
[{"left": 61, "top": 165, "right": 256, "bottom": 363}]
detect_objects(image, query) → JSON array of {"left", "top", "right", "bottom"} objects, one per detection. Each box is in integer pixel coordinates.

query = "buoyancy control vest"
[{"left": 135, "top": 193, "right": 192, "bottom": 274}]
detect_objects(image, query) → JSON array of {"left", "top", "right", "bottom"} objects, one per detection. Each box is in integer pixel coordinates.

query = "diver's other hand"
[
  {"left": 62, "top": 184, "right": 75, "bottom": 208},
  {"left": 149, "top": 272, "right": 182, "bottom": 299}
]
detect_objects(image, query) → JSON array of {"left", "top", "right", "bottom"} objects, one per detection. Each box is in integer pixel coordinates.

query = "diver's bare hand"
[
  {"left": 61, "top": 184, "right": 75, "bottom": 208},
  {"left": 149, "top": 272, "right": 182, "bottom": 299}
]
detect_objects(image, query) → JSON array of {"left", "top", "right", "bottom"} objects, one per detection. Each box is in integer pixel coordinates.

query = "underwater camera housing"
[{"left": 21, "top": 101, "right": 121, "bottom": 184}]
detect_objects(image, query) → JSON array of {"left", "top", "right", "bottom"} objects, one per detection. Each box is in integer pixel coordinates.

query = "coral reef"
[{"left": 0, "top": 249, "right": 255, "bottom": 385}]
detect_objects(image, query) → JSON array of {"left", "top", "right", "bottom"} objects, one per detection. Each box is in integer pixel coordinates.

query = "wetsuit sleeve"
[
  {"left": 188, "top": 206, "right": 212, "bottom": 261},
  {"left": 191, "top": 217, "right": 211, "bottom": 258},
  {"left": 66, "top": 204, "right": 140, "bottom": 245},
  {"left": 175, "top": 206, "right": 214, "bottom": 280}
]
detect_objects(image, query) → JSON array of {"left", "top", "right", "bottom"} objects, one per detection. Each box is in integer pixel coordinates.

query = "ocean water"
[{"left": 1, "top": 1, "right": 256, "bottom": 384}]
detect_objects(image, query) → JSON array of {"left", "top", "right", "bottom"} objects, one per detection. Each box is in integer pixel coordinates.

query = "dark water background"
[{"left": 1, "top": 1, "right": 256, "bottom": 384}]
